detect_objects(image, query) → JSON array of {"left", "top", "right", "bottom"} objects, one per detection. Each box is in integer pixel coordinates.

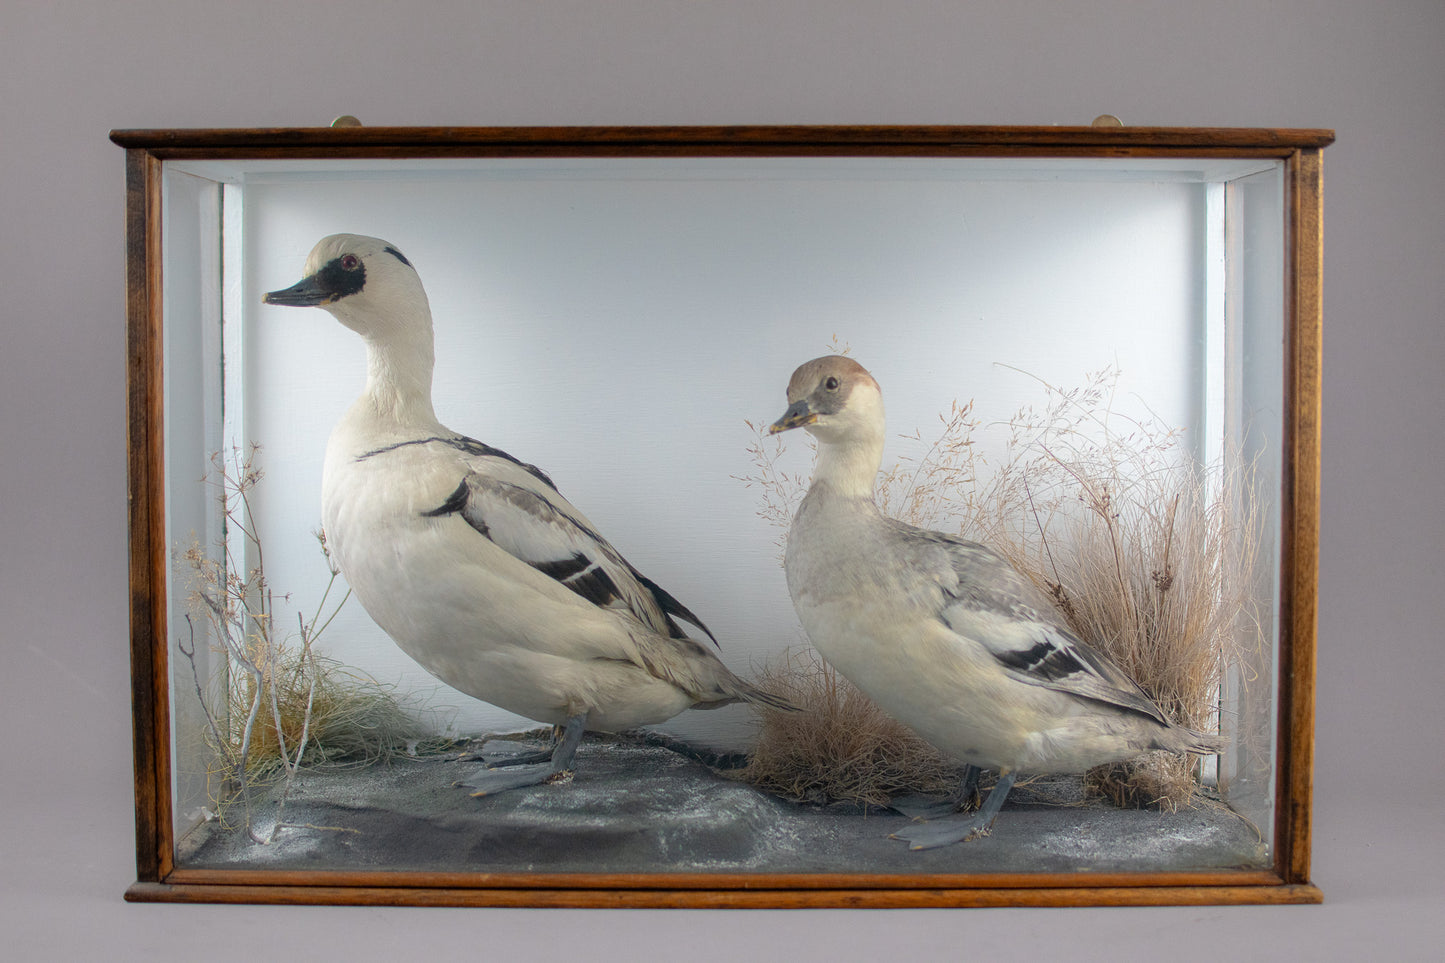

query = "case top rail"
[{"left": 110, "top": 124, "right": 1336, "bottom": 156}]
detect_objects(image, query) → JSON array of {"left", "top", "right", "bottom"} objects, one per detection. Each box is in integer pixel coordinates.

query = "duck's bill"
[
  {"left": 263, "top": 275, "right": 333, "bottom": 306},
  {"left": 769, "top": 401, "right": 817, "bottom": 434}
]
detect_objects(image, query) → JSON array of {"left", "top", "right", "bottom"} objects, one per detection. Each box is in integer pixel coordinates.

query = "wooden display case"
[{"left": 114, "top": 125, "right": 1329, "bottom": 907}]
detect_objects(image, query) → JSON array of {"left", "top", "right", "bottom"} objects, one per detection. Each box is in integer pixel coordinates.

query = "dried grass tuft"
[
  {"left": 737, "top": 649, "right": 960, "bottom": 807},
  {"left": 207, "top": 646, "right": 451, "bottom": 781},
  {"left": 978, "top": 369, "right": 1260, "bottom": 808},
  {"left": 1085, "top": 752, "right": 1198, "bottom": 811}
]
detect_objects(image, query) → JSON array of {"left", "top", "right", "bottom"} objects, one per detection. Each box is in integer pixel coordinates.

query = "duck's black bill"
[{"left": 263, "top": 275, "right": 332, "bottom": 307}]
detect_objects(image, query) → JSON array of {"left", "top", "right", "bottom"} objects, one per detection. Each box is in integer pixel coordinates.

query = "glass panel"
[
  {"left": 161, "top": 168, "right": 224, "bottom": 842},
  {"left": 1218, "top": 166, "right": 1287, "bottom": 852},
  {"left": 161, "top": 155, "right": 1286, "bottom": 873}
]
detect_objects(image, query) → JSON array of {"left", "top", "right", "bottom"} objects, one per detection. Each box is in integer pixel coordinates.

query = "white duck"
[
  {"left": 770, "top": 355, "right": 1223, "bottom": 848},
  {"left": 264, "top": 233, "right": 789, "bottom": 795}
]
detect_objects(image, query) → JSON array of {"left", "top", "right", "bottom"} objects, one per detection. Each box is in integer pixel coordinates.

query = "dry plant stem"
[
  {"left": 178, "top": 444, "right": 356, "bottom": 839},
  {"left": 179, "top": 615, "right": 224, "bottom": 761},
  {"left": 264, "top": 614, "right": 318, "bottom": 843}
]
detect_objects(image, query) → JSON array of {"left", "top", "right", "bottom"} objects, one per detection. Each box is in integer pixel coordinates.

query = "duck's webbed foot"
[
  {"left": 458, "top": 714, "right": 587, "bottom": 797},
  {"left": 890, "top": 771, "right": 1016, "bottom": 850}
]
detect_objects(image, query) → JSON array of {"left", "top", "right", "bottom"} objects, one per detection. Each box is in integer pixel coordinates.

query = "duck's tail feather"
[{"left": 1165, "top": 725, "right": 1228, "bottom": 756}]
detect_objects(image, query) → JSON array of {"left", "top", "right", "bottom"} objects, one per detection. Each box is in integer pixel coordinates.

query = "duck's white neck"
[
  {"left": 359, "top": 327, "right": 439, "bottom": 427},
  {"left": 811, "top": 429, "right": 884, "bottom": 500}
]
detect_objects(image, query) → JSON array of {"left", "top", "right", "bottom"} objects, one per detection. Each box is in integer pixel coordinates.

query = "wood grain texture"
[
  {"left": 119, "top": 125, "right": 1327, "bottom": 906},
  {"left": 125, "top": 880, "right": 1323, "bottom": 908},
  {"left": 161, "top": 867, "right": 1288, "bottom": 892},
  {"left": 108, "top": 124, "right": 1336, "bottom": 159},
  {"left": 1276, "top": 147, "right": 1324, "bottom": 886},
  {"left": 125, "top": 148, "right": 173, "bottom": 883}
]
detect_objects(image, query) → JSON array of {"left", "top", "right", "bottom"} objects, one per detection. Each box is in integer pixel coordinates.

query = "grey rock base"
[{"left": 178, "top": 734, "right": 1267, "bottom": 876}]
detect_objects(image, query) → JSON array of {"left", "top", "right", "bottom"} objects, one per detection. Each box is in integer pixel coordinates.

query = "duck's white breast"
[{"left": 318, "top": 415, "right": 700, "bottom": 729}]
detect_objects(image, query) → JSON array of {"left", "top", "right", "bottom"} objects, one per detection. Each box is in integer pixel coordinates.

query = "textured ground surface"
[{"left": 178, "top": 734, "right": 1267, "bottom": 876}]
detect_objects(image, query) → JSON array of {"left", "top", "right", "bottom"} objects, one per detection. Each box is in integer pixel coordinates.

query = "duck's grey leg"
[
  {"left": 547, "top": 712, "right": 586, "bottom": 770},
  {"left": 890, "top": 771, "right": 1017, "bottom": 850},
  {"left": 890, "top": 764, "right": 982, "bottom": 819},
  {"left": 959, "top": 763, "right": 982, "bottom": 809},
  {"left": 459, "top": 714, "right": 588, "bottom": 797}
]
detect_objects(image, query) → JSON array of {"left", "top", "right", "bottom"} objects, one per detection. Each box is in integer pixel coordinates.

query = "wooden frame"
[{"left": 114, "top": 125, "right": 1330, "bottom": 907}]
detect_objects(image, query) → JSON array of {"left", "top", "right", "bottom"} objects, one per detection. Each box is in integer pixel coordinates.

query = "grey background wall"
[{"left": 2, "top": 2, "right": 1441, "bottom": 958}]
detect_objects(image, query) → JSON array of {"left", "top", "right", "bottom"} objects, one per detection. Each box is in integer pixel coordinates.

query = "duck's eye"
[
  {"left": 340, "top": 254, "right": 361, "bottom": 271},
  {"left": 825, "top": 376, "right": 840, "bottom": 390}
]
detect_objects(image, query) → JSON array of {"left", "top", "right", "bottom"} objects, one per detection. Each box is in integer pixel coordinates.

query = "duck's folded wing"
[
  {"left": 422, "top": 464, "right": 716, "bottom": 646},
  {"left": 928, "top": 534, "right": 1168, "bottom": 725}
]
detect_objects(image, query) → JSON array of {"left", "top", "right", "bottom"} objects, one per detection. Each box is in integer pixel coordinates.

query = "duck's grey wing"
[
  {"left": 910, "top": 525, "right": 1168, "bottom": 725},
  {"left": 422, "top": 459, "right": 717, "bottom": 646}
]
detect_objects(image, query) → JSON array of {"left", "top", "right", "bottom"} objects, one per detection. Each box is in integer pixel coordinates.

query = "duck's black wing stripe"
[
  {"left": 419, "top": 475, "right": 636, "bottom": 614},
  {"left": 446, "top": 435, "right": 558, "bottom": 490},
  {"left": 531, "top": 553, "right": 592, "bottom": 580},
  {"left": 420, "top": 479, "right": 474, "bottom": 522},
  {"left": 633, "top": 570, "right": 719, "bottom": 647},
  {"left": 533, "top": 554, "right": 625, "bottom": 608},
  {"left": 358, "top": 436, "right": 559, "bottom": 491},
  {"left": 982, "top": 632, "right": 1088, "bottom": 682}
]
